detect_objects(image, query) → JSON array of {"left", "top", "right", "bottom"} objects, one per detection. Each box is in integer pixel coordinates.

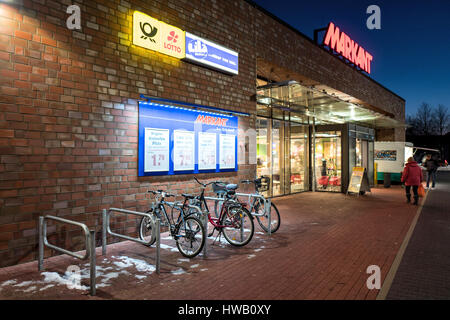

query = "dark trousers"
[
  {"left": 426, "top": 170, "right": 437, "bottom": 188},
  {"left": 405, "top": 185, "right": 419, "bottom": 200}
]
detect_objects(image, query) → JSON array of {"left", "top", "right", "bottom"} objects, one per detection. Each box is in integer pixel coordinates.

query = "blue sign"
[
  {"left": 138, "top": 102, "right": 238, "bottom": 176},
  {"left": 185, "top": 32, "right": 239, "bottom": 75}
]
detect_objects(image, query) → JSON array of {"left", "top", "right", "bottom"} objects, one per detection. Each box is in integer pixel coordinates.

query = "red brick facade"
[{"left": 0, "top": 0, "right": 405, "bottom": 267}]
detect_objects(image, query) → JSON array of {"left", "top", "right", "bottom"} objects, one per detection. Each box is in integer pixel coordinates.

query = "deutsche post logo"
[
  {"left": 133, "top": 11, "right": 185, "bottom": 59},
  {"left": 139, "top": 21, "right": 158, "bottom": 43}
]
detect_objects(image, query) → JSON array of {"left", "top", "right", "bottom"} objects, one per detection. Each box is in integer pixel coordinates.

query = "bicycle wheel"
[
  {"left": 254, "top": 200, "right": 281, "bottom": 233},
  {"left": 220, "top": 205, "right": 254, "bottom": 246},
  {"left": 175, "top": 216, "right": 205, "bottom": 258},
  {"left": 139, "top": 210, "right": 157, "bottom": 246}
]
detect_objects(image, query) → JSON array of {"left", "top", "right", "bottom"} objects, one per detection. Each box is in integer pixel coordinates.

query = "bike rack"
[
  {"left": 102, "top": 208, "right": 161, "bottom": 274},
  {"left": 235, "top": 193, "right": 272, "bottom": 234},
  {"left": 212, "top": 193, "right": 273, "bottom": 235},
  {"left": 38, "top": 215, "right": 97, "bottom": 296}
]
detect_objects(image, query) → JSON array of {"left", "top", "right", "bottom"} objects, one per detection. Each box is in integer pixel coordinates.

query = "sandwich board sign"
[{"left": 347, "top": 167, "right": 371, "bottom": 195}]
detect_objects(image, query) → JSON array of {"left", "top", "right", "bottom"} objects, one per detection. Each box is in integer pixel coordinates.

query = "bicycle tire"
[
  {"left": 138, "top": 209, "right": 157, "bottom": 246},
  {"left": 255, "top": 201, "right": 281, "bottom": 233},
  {"left": 220, "top": 205, "right": 254, "bottom": 246},
  {"left": 175, "top": 216, "right": 206, "bottom": 258}
]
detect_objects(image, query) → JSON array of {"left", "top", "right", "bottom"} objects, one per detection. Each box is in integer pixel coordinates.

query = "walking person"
[
  {"left": 401, "top": 157, "right": 423, "bottom": 205},
  {"left": 423, "top": 154, "right": 438, "bottom": 189}
]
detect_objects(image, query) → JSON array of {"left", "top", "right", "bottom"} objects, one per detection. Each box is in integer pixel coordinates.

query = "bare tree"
[
  {"left": 433, "top": 104, "right": 449, "bottom": 136},
  {"left": 414, "top": 102, "right": 434, "bottom": 135}
]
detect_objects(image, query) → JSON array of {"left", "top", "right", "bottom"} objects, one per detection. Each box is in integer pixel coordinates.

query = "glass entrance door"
[
  {"left": 257, "top": 116, "right": 308, "bottom": 197},
  {"left": 314, "top": 131, "right": 342, "bottom": 192}
]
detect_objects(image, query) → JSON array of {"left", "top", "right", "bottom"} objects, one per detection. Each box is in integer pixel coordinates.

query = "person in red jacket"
[{"left": 401, "top": 157, "right": 423, "bottom": 205}]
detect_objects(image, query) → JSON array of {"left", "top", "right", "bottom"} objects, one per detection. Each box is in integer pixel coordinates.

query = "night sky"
[{"left": 251, "top": 0, "right": 450, "bottom": 116}]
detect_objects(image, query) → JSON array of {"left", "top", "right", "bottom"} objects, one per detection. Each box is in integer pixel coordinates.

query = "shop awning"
[{"left": 256, "top": 81, "right": 407, "bottom": 129}]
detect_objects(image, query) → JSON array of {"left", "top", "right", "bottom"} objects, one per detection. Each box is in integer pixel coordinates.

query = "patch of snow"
[
  {"left": 13, "top": 281, "right": 33, "bottom": 288},
  {"left": 171, "top": 268, "right": 186, "bottom": 275},
  {"left": 159, "top": 243, "right": 179, "bottom": 252},
  {"left": 41, "top": 272, "right": 89, "bottom": 291},
  {"left": 247, "top": 254, "right": 256, "bottom": 259},
  {"left": 39, "top": 284, "right": 55, "bottom": 291},
  {"left": 190, "top": 264, "right": 199, "bottom": 268},
  {"left": 1, "top": 279, "right": 17, "bottom": 287},
  {"left": 114, "top": 256, "right": 156, "bottom": 273},
  {"left": 22, "top": 286, "right": 36, "bottom": 293}
]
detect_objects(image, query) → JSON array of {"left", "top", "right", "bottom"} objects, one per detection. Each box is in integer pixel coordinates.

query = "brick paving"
[
  {"left": 0, "top": 185, "right": 419, "bottom": 300},
  {"left": 386, "top": 171, "right": 450, "bottom": 300}
]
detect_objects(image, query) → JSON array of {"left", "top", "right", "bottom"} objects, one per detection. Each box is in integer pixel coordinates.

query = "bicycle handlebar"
[
  {"left": 148, "top": 190, "right": 175, "bottom": 197},
  {"left": 193, "top": 177, "right": 225, "bottom": 188}
]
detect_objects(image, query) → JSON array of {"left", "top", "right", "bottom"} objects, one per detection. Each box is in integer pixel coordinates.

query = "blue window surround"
[{"left": 138, "top": 98, "right": 242, "bottom": 177}]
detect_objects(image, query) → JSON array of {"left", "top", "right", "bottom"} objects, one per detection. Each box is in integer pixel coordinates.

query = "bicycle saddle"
[
  {"left": 181, "top": 193, "right": 195, "bottom": 199},
  {"left": 226, "top": 184, "right": 238, "bottom": 191}
]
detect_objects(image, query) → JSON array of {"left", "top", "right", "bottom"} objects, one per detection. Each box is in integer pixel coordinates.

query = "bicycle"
[
  {"left": 213, "top": 176, "right": 281, "bottom": 234},
  {"left": 139, "top": 190, "right": 206, "bottom": 258},
  {"left": 187, "top": 177, "right": 254, "bottom": 247}
]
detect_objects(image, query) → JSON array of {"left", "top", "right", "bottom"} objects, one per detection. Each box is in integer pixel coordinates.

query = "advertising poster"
[
  {"left": 144, "top": 128, "right": 170, "bottom": 172},
  {"left": 374, "top": 150, "right": 397, "bottom": 161},
  {"left": 198, "top": 132, "right": 217, "bottom": 170},
  {"left": 138, "top": 102, "right": 238, "bottom": 176},
  {"left": 173, "top": 130, "right": 195, "bottom": 171},
  {"left": 220, "top": 134, "right": 236, "bottom": 169}
]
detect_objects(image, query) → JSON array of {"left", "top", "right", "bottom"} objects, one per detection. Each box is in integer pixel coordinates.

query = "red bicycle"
[{"left": 186, "top": 177, "right": 254, "bottom": 246}]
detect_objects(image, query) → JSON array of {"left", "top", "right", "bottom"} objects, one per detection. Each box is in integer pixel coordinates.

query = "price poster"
[
  {"left": 173, "top": 130, "right": 195, "bottom": 171},
  {"left": 198, "top": 132, "right": 217, "bottom": 170},
  {"left": 144, "top": 128, "right": 170, "bottom": 172},
  {"left": 220, "top": 134, "right": 236, "bottom": 169}
]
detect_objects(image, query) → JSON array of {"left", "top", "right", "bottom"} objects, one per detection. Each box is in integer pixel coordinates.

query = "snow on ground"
[{"left": 0, "top": 226, "right": 269, "bottom": 296}]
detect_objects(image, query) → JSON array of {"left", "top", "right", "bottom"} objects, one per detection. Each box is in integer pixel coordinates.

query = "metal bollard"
[
  {"left": 156, "top": 218, "right": 160, "bottom": 274},
  {"left": 203, "top": 210, "right": 208, "bottom": 257},
  {"left": 38, "top": 216, "right": 44, "bottom": 271},
  {"left": 102, "top": 209, "right": 107, "bottom": 256},
  {"left": 89, "top": 230, "right": 96, "bottom": 296},
  {"left": 267, "top": 199, "right": 272, "bottom": 236}
]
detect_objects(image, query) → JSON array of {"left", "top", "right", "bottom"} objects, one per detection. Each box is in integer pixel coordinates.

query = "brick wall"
[{"left": 0, "top": 0, "right": 404, "bottom": 267}]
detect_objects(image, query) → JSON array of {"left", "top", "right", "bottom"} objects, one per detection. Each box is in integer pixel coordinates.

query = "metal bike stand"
[
  {"left": 235, "top": 192, "right": 273, "bottom": 235},
  {"left": 38, "top": 215, "right": 97, "bottom": 296},
  {"left": 266, "top": 198, "right": 271, "bottom": 236},
  {"left": 102, "top": 208, "right": 160, "bottom": 274}
]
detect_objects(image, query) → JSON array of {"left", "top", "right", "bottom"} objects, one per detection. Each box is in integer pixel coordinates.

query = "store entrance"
[
  {"left": 256, "top": 117, "right": 309, "bottom": 197},
  {"left": 314, "top": 131, "right": 342, "bottom": 192}
]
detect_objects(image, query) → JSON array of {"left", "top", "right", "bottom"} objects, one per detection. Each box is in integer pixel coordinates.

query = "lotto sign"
[{"left": 132, "top": 11, "right": 185, "bottom": 59}]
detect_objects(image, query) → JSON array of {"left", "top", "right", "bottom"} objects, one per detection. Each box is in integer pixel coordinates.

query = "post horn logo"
[{"left": 140, "top": 22, "right": 158, "bottom": 43}]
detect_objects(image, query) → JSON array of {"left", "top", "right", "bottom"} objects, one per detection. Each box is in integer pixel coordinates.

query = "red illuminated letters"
[
  {"left": 195, "top": 115, "right": 228, "bottom": 126},
  {"left": 323, "top": 22, "right": 373, "bottom": 74}
]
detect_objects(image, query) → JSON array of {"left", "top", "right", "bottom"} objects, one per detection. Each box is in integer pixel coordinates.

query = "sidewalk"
[
  {"left": 0, "top": 185, "right": 419, "bottom": 300},
  {"left": 386, "top": 171, "right": 450, "bottom": 300}
]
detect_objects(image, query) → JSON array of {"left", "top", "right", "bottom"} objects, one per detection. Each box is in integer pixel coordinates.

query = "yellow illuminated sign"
[{"left": 133, "top": 11, "right": 185, "bottom": 59}]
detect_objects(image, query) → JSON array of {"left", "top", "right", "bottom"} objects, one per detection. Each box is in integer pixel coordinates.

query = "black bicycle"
[{"left": 139, "top": 190, "right": 206, "bottom": 258}]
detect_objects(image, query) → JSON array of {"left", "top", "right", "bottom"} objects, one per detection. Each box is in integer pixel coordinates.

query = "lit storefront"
[
  {"left": 0, "top": 0, "right": 407, "bottom": 268},
  {"left": 255, "top": 79, "right": 400, "bottom": 195}
]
